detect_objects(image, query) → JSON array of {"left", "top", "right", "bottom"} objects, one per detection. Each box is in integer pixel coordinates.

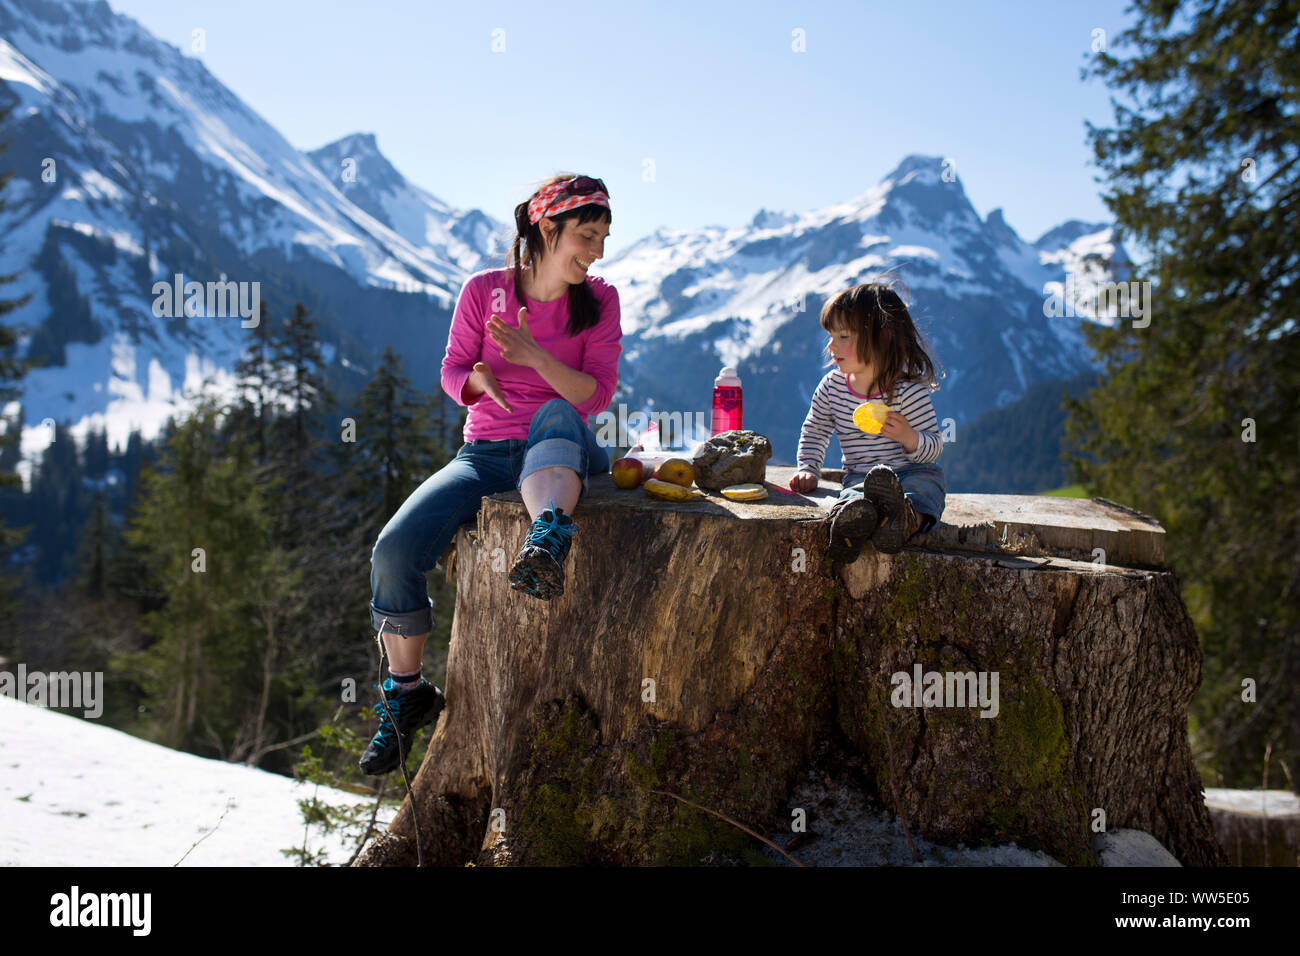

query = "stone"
[
  {"left": 1094, "top": 829, "right": 1182, "bottom": 867},
  {"left": 691, "top": 430, "right": 773, "bottom": 490}
]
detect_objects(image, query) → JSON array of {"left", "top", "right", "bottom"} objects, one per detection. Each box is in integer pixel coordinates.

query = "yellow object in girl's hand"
[{"left": 853, "top": 401, "right": 890, "bottom": 434}]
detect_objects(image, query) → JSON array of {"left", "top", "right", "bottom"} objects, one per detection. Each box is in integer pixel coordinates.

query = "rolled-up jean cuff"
[
  {"left": 897, "top": 467, "right": 945, "bottom": 530},
  {"left": 370, "top": 598, "right": 433, "bottom": 638},
  {"left": 519, "top": 437, "right": 589, "bottom": 496}
]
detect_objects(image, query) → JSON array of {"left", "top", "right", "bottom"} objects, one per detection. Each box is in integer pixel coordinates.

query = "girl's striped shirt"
[{"left": 796, "top": 370, "right": 943, "bottom": 474}]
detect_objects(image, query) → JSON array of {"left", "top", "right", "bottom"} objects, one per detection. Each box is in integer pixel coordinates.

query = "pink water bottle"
[{"left": 711, "top": 366, "right": 743, "bottom": 434}]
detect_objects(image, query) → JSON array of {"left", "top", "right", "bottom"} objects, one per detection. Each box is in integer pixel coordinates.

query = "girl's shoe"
[
  {"left": 863, "top": 465, "right": 910, "bottom": 555},
  {"left": 825, "top": 494, "right": 879, "bottom": 563},
  {"left": 509, "top": 502, "right": 576, "bottom": 601},
  {"left": 904, "top": 500, "right": 926, "bottom": 540}
]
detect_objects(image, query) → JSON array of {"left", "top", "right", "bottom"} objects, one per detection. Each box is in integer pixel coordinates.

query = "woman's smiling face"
[{"left": 543, "top": 213, "right": 610, "bottom": 285}]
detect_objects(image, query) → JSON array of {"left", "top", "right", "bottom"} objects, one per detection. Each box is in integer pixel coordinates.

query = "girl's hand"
[
  {"left": 789, "top": 468, "right": 820, "bottom": 493},
  {"left": 469, "top": 362, "right": 513, "bottom": 413},
  {"left": 881, "top": 411, "right": 919, "bottom": 454},
  {"left": 487, "top": 307, "right": 548, "bottom": 369}
]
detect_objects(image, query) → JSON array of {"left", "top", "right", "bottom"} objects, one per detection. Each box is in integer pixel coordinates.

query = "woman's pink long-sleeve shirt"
[{"left": 440, "top": 268, "right": 622, "bottom": 441}]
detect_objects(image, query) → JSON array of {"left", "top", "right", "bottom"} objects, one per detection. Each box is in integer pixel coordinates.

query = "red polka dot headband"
[{"left": 527, "top": 175, "right": 611, "bottom": 225}]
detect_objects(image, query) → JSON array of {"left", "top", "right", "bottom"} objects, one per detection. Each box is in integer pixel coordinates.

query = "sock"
[
  {"left": 540, "top": 499, "right": 573, "bottom": 525},
  {"left": 386, "top": 668, "right": 424, "bottom": 693}
]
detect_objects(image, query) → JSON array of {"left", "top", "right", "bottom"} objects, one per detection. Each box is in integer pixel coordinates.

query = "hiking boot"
[
  {"left": 863, "top": 465, "right": 909, "bottom": 555},
  {"left": 825, "top": 494, "right": 879, "bottom": 563},
  {"left": 903, "top": 499, "right": 925, "bottom": 540},
  {"left": 358, "top": 678, "right": 445, "bottom": 776},
  {"left": 508, "top": 501, "right": 575, "bottom": 601}
]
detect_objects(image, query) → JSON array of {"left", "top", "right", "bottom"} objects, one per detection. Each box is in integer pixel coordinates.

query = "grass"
[{"left": 1038, "top": 484, "right": 1089, "bottom": 498}]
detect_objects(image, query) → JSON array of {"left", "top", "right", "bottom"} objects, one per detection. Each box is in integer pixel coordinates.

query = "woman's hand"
[
  {"left": 881, "top": 411, "right": 919, "bottom": 454},
  {"left": 789, "top": 468, "right": 820, "bottom": 493},
  {"left": 468, "top": 362, "right": 513, "bottom": 413},
  {"left": 487, "top": 307, "right": 549, "bottom": 369}
]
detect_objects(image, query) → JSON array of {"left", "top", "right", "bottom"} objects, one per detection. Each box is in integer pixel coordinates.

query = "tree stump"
[
  {"left": 1204, "top": 789, "right": 1300, "bottom": 866},
  {"left": 356, "top": 466, "right": 1226, "bottom": 867}
]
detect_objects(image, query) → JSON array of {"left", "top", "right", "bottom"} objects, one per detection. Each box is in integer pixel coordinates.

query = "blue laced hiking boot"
[
  {"left": 358, "top": 678, "right": 445, "bottom": 776},
  {"left": 508, "top": 501, "right": 575, "bottom": 601}
]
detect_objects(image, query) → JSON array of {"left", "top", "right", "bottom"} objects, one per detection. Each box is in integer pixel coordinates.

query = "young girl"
[
  {"left": 788, "top": 281, "right": 946, "bottom": 560},
  {"left": 360, "top": 173, "right": 620, "bottom": 775}
]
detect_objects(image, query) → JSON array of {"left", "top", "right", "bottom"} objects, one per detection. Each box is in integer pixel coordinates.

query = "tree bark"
[{"left": 356, "top": 466, "right": 1226, "bottom": 867}]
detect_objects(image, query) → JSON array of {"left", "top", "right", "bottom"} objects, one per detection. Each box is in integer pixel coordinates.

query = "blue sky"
[{"left": 106, "top": 0, "right": 1139, "bottom": 258}]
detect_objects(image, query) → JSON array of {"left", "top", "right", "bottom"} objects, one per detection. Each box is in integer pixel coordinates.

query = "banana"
[{"left": 644, "top": 478, "right": 702, "bottom": 502}]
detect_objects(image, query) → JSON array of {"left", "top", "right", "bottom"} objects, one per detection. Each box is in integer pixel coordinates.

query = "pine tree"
[
  {"left": 352, "top": 345, "right": 432, "bottom": 520},
  {"left": 1065, "top": 0, "right": 1300, "bottom": 789},
  {"left": 271, "top": 302, "right": 331, "bottom": 460},
  {"left": 82, "top": 424, "right": 109, "bottom": 479},
  {"left": 118, "top": 398, "right": 315, "bottom": 761},
  {"left": 77, "top": 489, "right": 113, "bottom": 601},
  {"left": 312, "top": 347, "right": 455, "bottom": 692},
  {"left": 227, "top": 299, "right": 276, "bottom": 468},
  {"left": 116, "top": 428, "right": 145, "bottom": 500},
  {"left": 26, "top": 421, "right": 87, "bottom": 584},
  {"left": 267, "top": 301, "right": 333, "bottom": 550},
  {"left": 0, "top": 101, "right": 34, "bottom": 615}
]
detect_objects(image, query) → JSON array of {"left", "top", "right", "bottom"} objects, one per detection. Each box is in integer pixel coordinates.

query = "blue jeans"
[
  {"left": 368, "top": 399, "right": 609, "bottom": 637},
  {"left": 841, "top": 462, "right": 947, "bottom": 538}
]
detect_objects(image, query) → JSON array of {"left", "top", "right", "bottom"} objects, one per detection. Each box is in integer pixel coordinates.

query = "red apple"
[{"left": 611, "top": 457, "right": 646, "bottom": 489}]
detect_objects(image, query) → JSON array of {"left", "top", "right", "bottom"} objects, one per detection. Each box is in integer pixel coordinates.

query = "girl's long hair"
[
  {"left": 819, "top": 275, "right": 940, "bottom": 405},
  {"left": 506, "top": 174, "right": 612, "bottom": 337}
]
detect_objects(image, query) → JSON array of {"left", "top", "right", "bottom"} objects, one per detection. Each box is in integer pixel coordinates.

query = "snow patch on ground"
[
  {"left": 757, "top": 763, "right": 1189, "bottom": 867},
  {"left": 0, "top": 695, "right": 389, "bottom": 866},
  {"left": 759, "top": 767, "right": 1063, "bottom": 866},
  {"left": 1204, "top": 788, "right": 1300, "bottom": 817}
]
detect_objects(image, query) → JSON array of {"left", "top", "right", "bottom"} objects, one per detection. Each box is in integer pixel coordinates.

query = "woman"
[{"left": 360, "top": 173, "right": 619, "bottom": 775}]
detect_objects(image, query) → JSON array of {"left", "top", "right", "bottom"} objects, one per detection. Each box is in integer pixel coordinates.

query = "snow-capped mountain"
[
  {"left": 0, "top": 0, "right": 503, "bottom": 470},
  {"left": 598, "top": 154, "right": 1127, "bottom": 464},
  {"left": 305, "top": 132, "right": 504, "bottom": 277},
  {"left": 0, "top": 0, "right": 1129, "bottom": 478}
]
